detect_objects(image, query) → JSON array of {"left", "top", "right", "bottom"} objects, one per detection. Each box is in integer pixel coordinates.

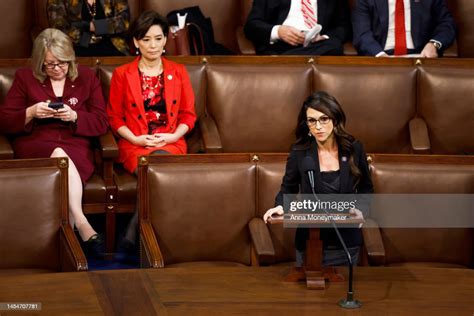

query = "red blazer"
[
  {"left": 0, "top": 66, "right": 109, "bottom": 182},
  {"left": 107, "top": 57, "right": 196, "bottom": 173}
]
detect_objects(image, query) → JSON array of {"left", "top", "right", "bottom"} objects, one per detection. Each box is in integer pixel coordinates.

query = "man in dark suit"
[
  {"left": 244, "top": 0, "right": 351, "bottom": 55},
  {"left": 352, "top": 0, "right": 456, "bottom": 57}
]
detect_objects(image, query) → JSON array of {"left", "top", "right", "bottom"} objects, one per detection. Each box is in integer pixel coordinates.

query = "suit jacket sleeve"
[
  {"left": 352, "top": 0, "right": 385, "bottom": 56},
  {"left": 107, "top": 68, "right": 126, "bottom": 134},
  {"left": 177, "top": 64, "right": 196, "bottom": 131},
  {"left": 244, "top": 0, "right": 275, "bottom": 50},
  {"left": 429, "top": 0, "right": 456, "bottom": 49},
  {"left": 0, "top": 70, "right": 32, "bottom": 134},
  {"left": 275, "top": 148, "right": 301, "bottom": 207},
  {"left": 73, "top": 69, "right": 109, "bottom": 137},
  {"left": 324, "top": 0, "right": 352, "bottom": 43}
]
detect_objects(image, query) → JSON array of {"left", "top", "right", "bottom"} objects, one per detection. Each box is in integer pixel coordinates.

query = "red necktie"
[
  {"left": 394, "top": 0, "right": 407, "bottom": 55},
  {"left": 301, "top": 0, "right": 317, "bottom": 29}
]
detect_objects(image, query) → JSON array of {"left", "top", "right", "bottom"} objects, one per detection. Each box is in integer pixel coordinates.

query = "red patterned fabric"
[
  {"left": 301, "top": 0, "right": 317, "bottom": 29},
  {"left": 139, "top": 72, "right": 168, "bottom": 134}
]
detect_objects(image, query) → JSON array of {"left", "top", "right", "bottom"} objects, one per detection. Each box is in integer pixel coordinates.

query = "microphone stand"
[{"left": 307, "top": 170, "right": 361, "bottom": 309}]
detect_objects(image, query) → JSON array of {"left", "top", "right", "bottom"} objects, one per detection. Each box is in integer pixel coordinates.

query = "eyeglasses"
[
  {"left": 44, "top": 61, "right": 69, "bottom": 69},
  {"left": 306, "top": 116, "right": 331, "bottom": 127}
]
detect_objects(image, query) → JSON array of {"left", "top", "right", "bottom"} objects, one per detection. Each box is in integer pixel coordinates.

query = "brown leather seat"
[
  {"left": 447, "top": 0, "right": 474, "bottom": 57},
  {"left": 139, "top": 154, "right": 256, "bottom": 267},
  {"left": 363, "top": 154, "right": 474, "bottom": 268},
  {"left": 98, "top": 63, "right": 206, "bottom": 221},
  {"left": 0, "top": 66, "right": 118, "bottom": 254},
  {"left": 314, "top": 65, "right": 418, "bottom": 153},
  {"left": 202, "top": 64, "right": 312, "bottom": 152},
  {"left": 251, "top": 156, "right": 296, "bottom": 265},
  {"left": 0, "top": 158, "right": 87, "bottom": 273},
  {"left": 418, "top": 65, "right": 474, "bottom": 155},
  {"left": 141, "top": 0, "right": 240, "bottom": 53}
]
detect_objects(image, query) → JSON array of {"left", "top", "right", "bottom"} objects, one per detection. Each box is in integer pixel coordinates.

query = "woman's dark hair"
[
  {"left": 130, "top": 10, "right": 169, "bottom": 40},
  {"left": 295, "top": 91, "right": 361, "bottom": 185}
]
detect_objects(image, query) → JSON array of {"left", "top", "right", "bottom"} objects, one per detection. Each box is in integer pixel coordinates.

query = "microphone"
[{"left": 301, "top": 156, "right": 361, "bottom": 309}]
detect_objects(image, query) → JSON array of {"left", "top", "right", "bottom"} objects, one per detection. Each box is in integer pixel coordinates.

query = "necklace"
[
  {"left": 138, "top": 60, "right": 163, "bottom": 77},
  {"left": 86, "top": 0, "right": 96, "bottom": 19}
]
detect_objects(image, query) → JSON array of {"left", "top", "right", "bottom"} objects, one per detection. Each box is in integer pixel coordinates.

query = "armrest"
[
  {"left": 443, "top": 39, "right": 458, "bottom": 57},
  {"left": 140, "top": 220, "right": 164, "bottom": 268},
  {"left": 236, "top": 26, "right": 256, "bottom": 55},
  {"left": 248, "top": 217, "right": 275, "bottom": 265},
  {"left": 199, "top": 115, "right": 223, "bottom": 153},
  {"left": 361, "top": 218, "right": 385, "bottom": 266},
  {"left": 99, "top": 129, "right": 119, "bottom": 159},
  {"left": 409, "top": 117, "right": 431, "bottom": 154},
  {"left": 0, "top": 135, "right": 14, "bottom": 159},
  {"left": 60, "top": 224, "right": 88, "bottom": 272}
]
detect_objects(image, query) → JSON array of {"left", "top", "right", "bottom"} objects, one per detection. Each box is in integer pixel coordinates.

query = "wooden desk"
[{"left": 0, "top": 267, "right": 473, "bottom": 315}]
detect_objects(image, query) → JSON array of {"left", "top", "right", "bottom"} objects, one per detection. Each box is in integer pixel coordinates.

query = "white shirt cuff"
[
  {"left": 376, "top": 51, "right": 388, "bottom": 57},
  {"left": 430, "top": 39, "right": 442, "bottom": 49},
  {"left": 270, "top": 25, "right": 280, "bottom": 44}
]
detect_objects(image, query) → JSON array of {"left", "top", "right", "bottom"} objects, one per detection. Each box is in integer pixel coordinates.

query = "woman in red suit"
[
  {"left": 0, "top": 28, "right": 109, "bottom": 255},
  {"left": 108, "top": 10, "right": 196, "bottom": 174},
  {"left": 107, "top": 10, "right": 196, "bottom": 250}
]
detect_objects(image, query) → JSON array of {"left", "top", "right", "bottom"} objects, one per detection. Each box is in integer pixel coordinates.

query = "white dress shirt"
[
  {"left": 270, "top": 0, "right": 320, "bottom": 43},
  {"left": 384, "top": 0, "right": 415, "bottom": 51}
]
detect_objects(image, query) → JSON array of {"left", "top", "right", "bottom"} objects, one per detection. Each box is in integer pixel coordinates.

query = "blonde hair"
[{"left": 32, "top": 28, "right": 78, "bottom": 82}]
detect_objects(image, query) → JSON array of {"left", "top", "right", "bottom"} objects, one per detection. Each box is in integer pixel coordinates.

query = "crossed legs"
[{"left": 50, "top": 147, "right": 97, "bottom": 241}]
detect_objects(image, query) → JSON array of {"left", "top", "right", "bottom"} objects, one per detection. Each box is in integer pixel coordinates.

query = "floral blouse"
[{"left": 139, "top": 71, "right": 168, "bottom": 134}]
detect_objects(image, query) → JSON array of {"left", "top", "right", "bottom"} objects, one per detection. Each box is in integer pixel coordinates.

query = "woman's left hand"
[
  {"left": 349, "top": 208, "right": 364, "bottom": 228},
  {"left": 53, "top": 104, "right": 77, "bottom": 122},
  {"left": 152, "top": 133, "right": 180, "bottom": 147}
]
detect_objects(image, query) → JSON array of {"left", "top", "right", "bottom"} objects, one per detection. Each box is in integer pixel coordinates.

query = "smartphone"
[{"left": 48, "top": 102, "right": 64, "bottom": 110}]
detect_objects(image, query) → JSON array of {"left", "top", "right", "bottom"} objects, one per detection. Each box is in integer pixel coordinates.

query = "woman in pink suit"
[
  {"left": 107, "top": 10, "right": 196, "bottom": 251},
  {"left": 0, "top": 28, "right": 108, "bottom": 256}
]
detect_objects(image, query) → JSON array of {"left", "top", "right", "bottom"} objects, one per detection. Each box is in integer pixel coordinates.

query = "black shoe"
[{"left": 84, "top": 233, "right": 105, "bottom": 259}]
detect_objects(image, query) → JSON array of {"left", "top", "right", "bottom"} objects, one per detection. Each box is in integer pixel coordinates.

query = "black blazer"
[
  {"left": 244, "top": 0, "right": 351, "bottom": 54},
  {"left": 275, "top": 139, "right": 374, "bottom": 247}
]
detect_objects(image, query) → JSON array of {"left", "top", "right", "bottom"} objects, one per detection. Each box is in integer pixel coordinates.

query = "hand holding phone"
[{"left": 48, "top": 102, "right": 64, "bottom": 110}]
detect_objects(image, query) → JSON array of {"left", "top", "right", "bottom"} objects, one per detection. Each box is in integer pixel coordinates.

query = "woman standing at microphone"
[{"left": 263, "top": 91, "right": 373, "bottom": 270}]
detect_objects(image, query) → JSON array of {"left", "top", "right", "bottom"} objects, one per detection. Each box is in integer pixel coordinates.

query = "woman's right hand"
[
  {"left": 28, "top": 102, "right": 55, "bottom": 119},
  {"left": 263, "top": 205, "right": 284, "bottom": 223},
  {"left": 133, "top": 134, "right": 162, "bottom": 148}
]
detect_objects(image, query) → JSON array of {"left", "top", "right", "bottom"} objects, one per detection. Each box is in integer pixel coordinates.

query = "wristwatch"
[{"left": 430, "top": 40, "right": 442, "bottom": 50}]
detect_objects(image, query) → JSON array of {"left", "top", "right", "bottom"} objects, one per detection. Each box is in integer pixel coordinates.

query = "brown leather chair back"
[
  {"left": 0, "top": 68, "right": 17, "bottom": 103},
  {"left": 446, "top": 0, "right": 474, "bottom": 57},
  {"left": 314, "top": 65, "right": 417, "bottom": 153},
  {"left": 141, "top": 0, "right": 240, "bottom": 52},
  {"left": 206, "top": 64, "right": 312, "bottom": 152},
  {"left": 370, "top": 157, "right": 474, "bottom": 267},
  {"left": 0, "top": 0, "right": 34, "bottom": 57},
  {"left": 143, "top": 156, "right": 256, "bottom": 265},
  {"left": 240, "top": 0, "right": 253, "bottom": 25},
  {"left": 0, "top": 159, "right": 67, "bottom": 271},
  {"left": 418, "top": 66, "right": 474, "bottom": 155},
  {"left": 257, "top": 157, "right": 296, "bottom": 263}
]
